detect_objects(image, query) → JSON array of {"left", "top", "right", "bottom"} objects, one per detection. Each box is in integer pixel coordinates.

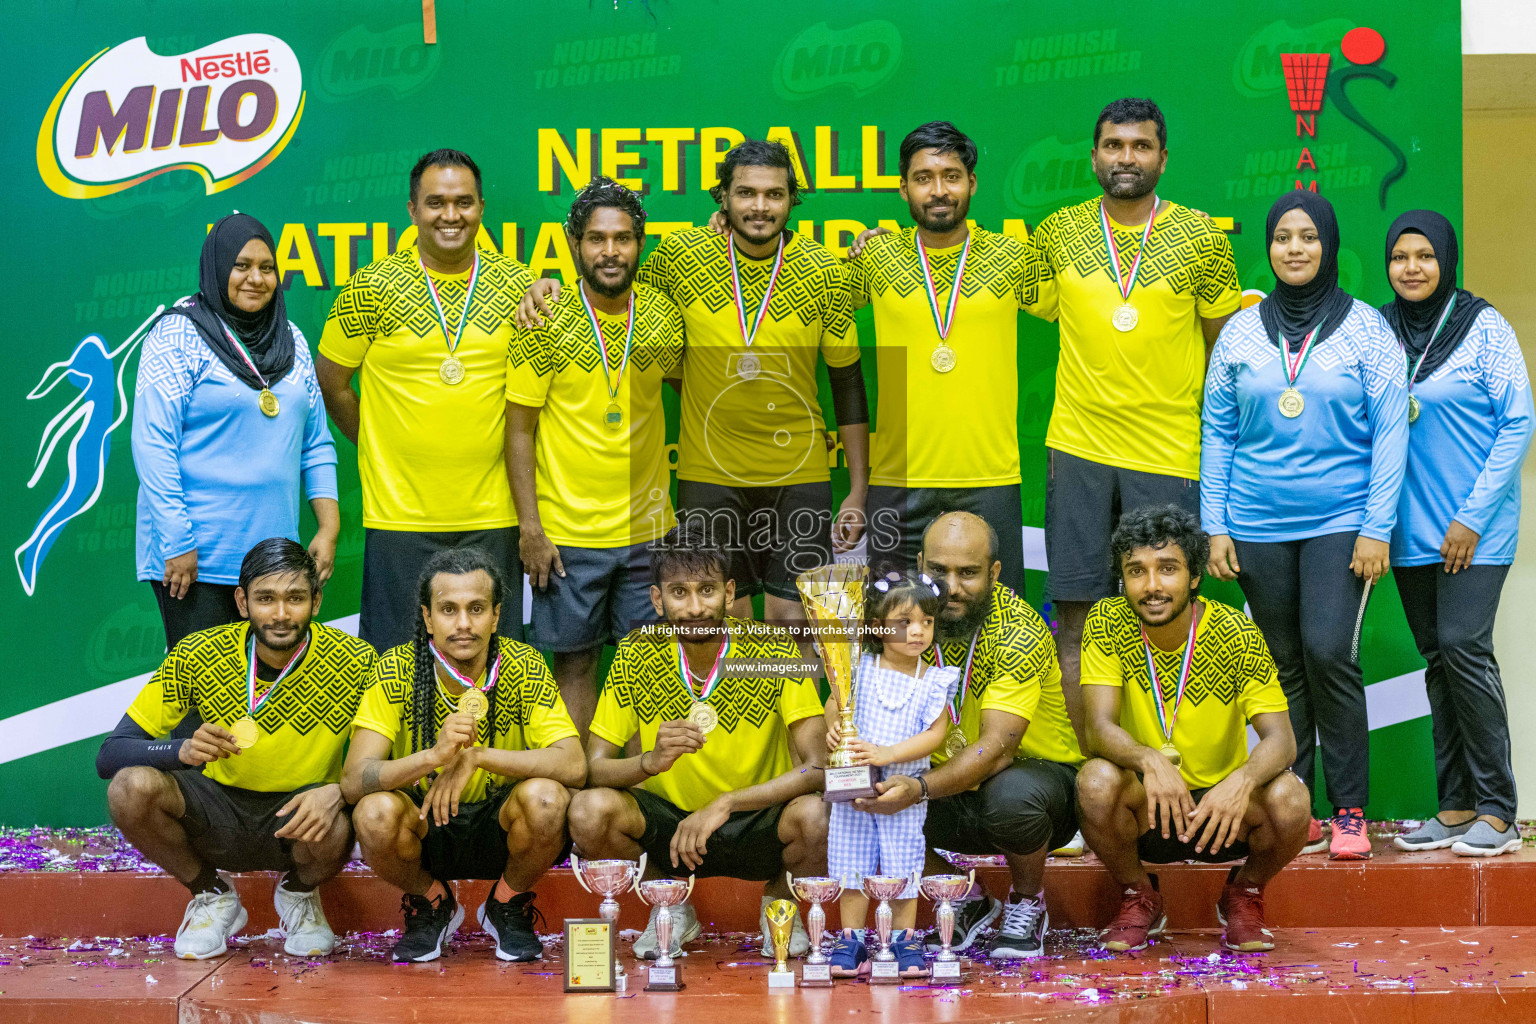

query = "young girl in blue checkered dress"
[{"left": 825, "top": 570, "right": 961, "bottom": 978}]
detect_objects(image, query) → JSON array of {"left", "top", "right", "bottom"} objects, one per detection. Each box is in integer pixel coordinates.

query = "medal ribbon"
[
  {"left": 579, "top": 283, "right": 636, "bottom": 401},
  {"left": 1099, "top": 194, "right": 1159, "bottom": 303},
  {"left": 676, "top": 633, "right": 732, "bottom": 702},
  {"left": 1405, "top": 293, "right": 1457, "bottom": 393},
  {"left": 933, "top": 631, "right": 981, "bottom": 726},
  {"left": 1280, "top": 325, "right": 1321, "bottom": 387},
  {"left": 915, "top": 231, "right": 971, "bottom": 342},
  {"left": 215, "top": 317, "right": 271, "bottom": 391},
  {"left": 246, "top": 629, "right": 310, "bottom": 717},
  {"left": 726, "top": 234, "right": 785, "bottom": 348},
  {"left": 429, "top": 640, "right": 500, "bottom": 695},
  {"left": 1141, "top": 604, "right": 1199, "bottom": 744},
  {"left": 419, "top": 252, "right": 481, "bottom": 358}
]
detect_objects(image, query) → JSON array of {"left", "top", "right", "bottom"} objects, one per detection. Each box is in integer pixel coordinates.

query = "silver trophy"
[
  {"left": 635, "top": 875, "right": 694, "bottom": 991},
  {"left": 920, "top": 871, "right": 975, "bottom": 981},
  {"left": 862, "top": 874, "right": 913, "bottom": 983},
  {"left": 787, "top": 873, "right": 843, "bottom": 985},
  {"left": 571, "top": 853, "right": 646, "bottom": 990}
]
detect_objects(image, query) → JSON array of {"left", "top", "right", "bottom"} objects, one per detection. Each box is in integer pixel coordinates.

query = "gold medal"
[
  {"left": 944, "top": 723, "right": 968, "bottom": 758},
  {"left": 603, "top": 402, "right": 623, "bottom": 432},
  {"left": 1112, "top": 303, "right": 1139, "bottom": 332},
  {"left": 458, "top": 688, "right": 489, "bottom": 720},
  {"left": 738, "top": 353, "right": 761, "bottom": 380},
  {"left": 439, "top": 355, "right": 465, "bottom": 385},
  {"left": 230, "top": 716, "right": 259, "bottom": 749},
  {"left": 1278, "top": 387, "right": 1305, "bottom": 418},
  {"left": 1159, "top": 742, "right": 1181, "bottom": 767},
  {"left": 1408, "top": 394, "right": 1421, "bottom": 424},
  {"left": 687, "top": 701, "right": 718, "bottom": 734},
  {"left": 930, "top": 344, "right": 956, "bottom": 373},
  {"left": 257, "top": 388, "right": 279, "bottom": 417}
]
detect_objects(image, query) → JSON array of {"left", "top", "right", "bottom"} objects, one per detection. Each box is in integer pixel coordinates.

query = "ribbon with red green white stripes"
[
  {"left": 1141, "top": 604, "right": 1199, "bottom": 745},
  {"left": 1099, "top": 194, "right": 1158, "bottom": 302},
  {"left": 419, "top": 251, "right": 480, "bottom": 357},
  {"left": 246, "top": 630, "right": 309, "bottom": 717},
  {"left": 726, "top": 235, "right": 784, "bottom": 347},
  {"left": 915, "top": 231, "right": 971, "bottom": 341}
]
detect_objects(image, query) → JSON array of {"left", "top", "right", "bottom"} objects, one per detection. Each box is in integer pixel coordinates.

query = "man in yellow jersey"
[
  {"left": 507, "top": 177, "right": 685, "bottom": 740},
  {"left": 99, "top": 539, "right": 377, "bottom": 960},
  {"left": 316, "top": 150, "right": 533, "bottom": 652},
  {"left": 520, "top": 140, "right": 870, "bottom": 634},
  {"left": 568, "top": 521, "right": 828, "bottom": 961},
  {"left": 852, "top": 512, "right": 1083, "bottom": 960},
  {"left": 1027, "top": 99, "right": 1241, "bottom": 731},
  {"left": 846, "top": 122, "right": 1038, "bottom": 596},
  {"left": 1077, "top": 506, "right": 1308, "bottom": 954},
  {"left": 343, "top": 548, "right": 585, "bottom": 964}
]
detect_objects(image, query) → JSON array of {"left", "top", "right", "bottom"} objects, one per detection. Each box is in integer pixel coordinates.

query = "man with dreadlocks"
[
  {"left": 343, "top": 547, "right": 585, "bottom": 964},
  {"left": 506, "top": 176, "right": 685, "bottom": 740}
]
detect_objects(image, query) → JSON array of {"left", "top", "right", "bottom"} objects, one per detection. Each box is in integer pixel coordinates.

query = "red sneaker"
[
  {"left": 1217, "top": 881, "right": 1275, "bottom": 951},
  {"left": 1100, "top": 882, "right": 1165, "bottom": 952},
  {"left": 1330, "top": 808, "right": 1371, "bottom": 860},
  {"left": 1302, "top": 817, "right": 1329, "bottom": 854}
]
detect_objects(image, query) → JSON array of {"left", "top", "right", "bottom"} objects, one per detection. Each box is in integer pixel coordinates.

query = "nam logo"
[
  {"left": 774, "top": 20, "right": 901, "bottom": 99},
  {"left": 37, "top": 34, "right": 305, "bottom": 199},
  {"left": 320, "top": 23, "right": 440, "bottom": 99},
  {"left": 1234, "top": 19, "right": 1353, "bottom": 98}
]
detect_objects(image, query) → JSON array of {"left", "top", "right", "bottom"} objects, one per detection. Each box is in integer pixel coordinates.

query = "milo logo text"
[{"left": 774, "top": 20, "right": 901, "bottom": 98}]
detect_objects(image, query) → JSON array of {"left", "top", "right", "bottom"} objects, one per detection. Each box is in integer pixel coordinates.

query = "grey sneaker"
[
  {"left": 273, "top": 874, "right": 335, "bottom": 957},
  {"left": 926, "top": 890, "right": 1001, "bottom": 952},
  {"left": 987, "top": 890, "right": 1048, "bottom": 959},
  {"left": 632, "top": 902, "right": 701, "bottom": 960},
  {"left": 174, "top": 886, "right": 248, "bottom": 960},
  {"left": 1451, "top": 820, "right": 1522, "bottom": 858},
  {"left": 758, "top": 896, "right": 809, "bottom": 958},
  {"left": 1394, "top": 816, "right": 1473, "bottom": 851}
]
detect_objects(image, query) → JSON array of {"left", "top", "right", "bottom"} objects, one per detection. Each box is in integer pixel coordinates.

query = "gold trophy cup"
[
  {"left": 765, "top": 898, "right": 798, "bottom": 988},
  {"left": 796, "top": 563, "right": 878, "bottom": 802}
]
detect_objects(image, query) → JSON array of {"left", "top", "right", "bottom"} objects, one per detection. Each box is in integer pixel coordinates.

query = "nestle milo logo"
[
  {"left": 1003, "top": 135, "right": 1097, "bottom": 215},
  {"left": 774, "top": 20, "right": 900, "bottom": 98},
  {"left": 1234, "top": 18, "right": 1354, "bottom": 97},
  {"left": 320, "top": 23, "right": 440, "bottom": 99}
]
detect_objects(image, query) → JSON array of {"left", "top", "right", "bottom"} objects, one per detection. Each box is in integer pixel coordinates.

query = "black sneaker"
[
  {"left": 925, "top": 892, "right": 1001, "bottom": 952},
  {"left": 988, "top": 890, "right": 1048, "bottom": 959},
  {"left": 392, "top": 888, "right": 464, "bottom": 963},
  {"left": 478, "top": 891, "right": 546, "bottom": 962}
]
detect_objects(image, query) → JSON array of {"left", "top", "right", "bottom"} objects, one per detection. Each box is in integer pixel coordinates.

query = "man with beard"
[
  {"left": 519, "top": 141, "right": 869, "bottom": 635},
  {"left": 98, "top": 538, "right": 377, "bottom": 960},
  {"left": 317, "top": 150, "right": 533, "bottom": 652},
  {"left": 505, "top": 177, "right": 685, "bottom": 738},
  {"left": 568, "top": 521, "right": 829, "bottom": 962},
  {"left": 1076, "top": 506, "right": 1308, "bottom": 953},
  {"left": 852, "top": 511, "right": 1083, "bottom": 959},
  {"left": 845, "top": 121, "right": 1037, "bottom": 596},
  {"left": 1028, "top": 99, "right": 1241, "bottom": 744}
]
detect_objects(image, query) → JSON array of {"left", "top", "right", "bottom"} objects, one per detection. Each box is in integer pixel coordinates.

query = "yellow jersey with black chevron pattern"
[
  {"left": 127, "top": 622, "right": 376, "bottom": 793},
  {"left": 505, "top": 281, "right": 685, "bottom": 547},
  {"left": 318, "top": 247, "right": 533, "bottom": 530},
  {"left": 925, "top": 584, "right": 1083, "bottom": 770},
  {"left": 1081, "top": 596, "right": 1287, "bottom": 789},
  {"left": 848, "top": 227, "right": 1039, "bottom": 487},
  {"left": 351, "top": 637, "right": 578, "bottom": 802},
  {"left": 637, "top": 228, "right": 859, "bottom": 486},
  {"left": 590, "top": 617, "right": 826, "bottom": 811},
  {"left": 1029, "top": 199, "right": 1240, "bottom": 479}
]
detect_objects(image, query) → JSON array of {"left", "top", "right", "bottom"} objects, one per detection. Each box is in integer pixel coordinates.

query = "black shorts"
[
  {"left": 407, "top": 786, "right": 516, "bottom": 881},
  {"left": 674, "top": 480, "right": 833, "bottom": 601},
  {"left": 361, "top": 526, "right": 523, "bottom": 653},
  {"left": 1044, "top": 448, "right": 1199, "bottom": 603},
  {"left": 527, "top": 541, "right": 660, "bottom": 651},
  {"left": 1137, "top": 787, "right": 1251, "bottom": 864},
  {"left": 174, "top": 772, "right": 333, "bottom": 873},
  {"left": 925, "top": 758, "right": 1078, "bottom": 857},
  {"left": 866, "top": 484, "right": 1025, "bottom": 596},
  {"left": 630, "top": 787, "right": 787, "bottom": 880}
]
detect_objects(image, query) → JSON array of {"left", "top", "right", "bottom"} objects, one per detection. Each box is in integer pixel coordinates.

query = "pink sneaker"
[
  {"left": 1329, "top": 808, "right": 1371, "bottom": 860},
  {"left": 1302, "top": 817, "right": 1329, "bottom": 855}
]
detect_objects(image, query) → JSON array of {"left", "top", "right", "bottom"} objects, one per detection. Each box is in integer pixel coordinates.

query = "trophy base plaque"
[
  {"left": 645, "top": 964, "right": 683, "bottom": 992},
  {"left": 768, "top": 969, "right": 797, "bottom": 989},
  {"left": 932, "top": 959, "right": 962, "bottom": 981},
  {"left": 800, "top": 962, "right": 833, "bottom": 986},
  {"left": 823, "top": 764, "right": 879, "bottom": 803},
  {"left": 870, "top": 958, "right": 900, "bottom": 983}
]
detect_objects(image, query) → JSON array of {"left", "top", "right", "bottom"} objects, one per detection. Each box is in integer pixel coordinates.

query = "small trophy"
[
  {"left": 571, "top": 853, "right": 645, "bottom": 991},
  {"left": 863, "top": 874, "right": 913, "bottom": 983},
  {"left": 787, "top": 873, "right": 843, "bottom": 986},
  {"left": 796, "top": 564, "right": 878, "bottom": 802},
  {"left": 920, "top": 870, "right": 975, "bottom": 981},
  {"left": 635, "top": 876, "right": 694, "bottom": 991},
  {"left": 765, "top": 898, "right": 798, "bottom": 989}
]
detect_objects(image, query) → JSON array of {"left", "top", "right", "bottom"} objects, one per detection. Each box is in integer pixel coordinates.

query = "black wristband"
[{"left": 917, "top": 775, "right": 930, "bottom": 802}]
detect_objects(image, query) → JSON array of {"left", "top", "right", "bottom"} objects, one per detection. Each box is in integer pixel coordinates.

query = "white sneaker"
[
  {"left": 1051, "top": 830, "right": 1086, "bottom": 857},
  {"left": 632, "top": 902, "right": 701, "bottom": 960},
  {"left": 175, "top": 886, "right": 248, "bottom": 960},
  {"left": 274, "top": 873, "right": 336, "bottom": 956},
  {"left": 758, "top": 896, "right": 809, "bottom": 958}
]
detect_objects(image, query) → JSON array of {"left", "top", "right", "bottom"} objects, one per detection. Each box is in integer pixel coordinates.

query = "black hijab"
[
  {"left": 1257, "top": 191, "right": 1355, "bottom": 352},
  {"left": 171, "top": 213, "right": 294, "bottom": 390},
  {"left": 1380, "top": 211, "right": 1492, "bottom": 382}
]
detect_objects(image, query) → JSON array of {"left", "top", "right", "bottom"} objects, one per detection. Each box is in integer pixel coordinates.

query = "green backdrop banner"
[{"left": 1, "top": 0, "right": 1460, "bottom": 824}]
